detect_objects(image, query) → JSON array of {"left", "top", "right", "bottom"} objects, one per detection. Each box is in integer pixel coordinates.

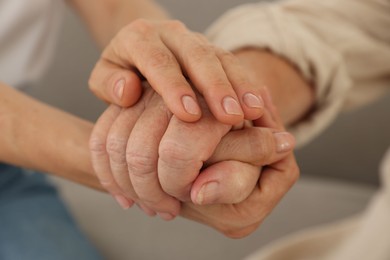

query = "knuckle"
[
  {"left": 158, "top": 140, "right": 202, "bottom": 199},
  {"left": 217, "top": 49, "right": 250, "bottom": 85},
  {"left": 246, "top": 127, "right": 263, "bottom": 144},
  {"left": 190, "top": 44, "right": 214, "bottom": 63},
  {"left": 89, "top": 137, "right": 106, "bottom": 156},
  {"left": 126, "top": 150, "right": 155, "bottom": 175},
  {"left": 127, "top": 18, "right": 153, "bottom": 33},
  {"left": 164, "top": 20, "right": 187, "bottom": 31},
  {"left": 217, "top": 48, "right": 236, "bottom": 62},
  {"left": 193, "top": 32, "right": 208, "bottom": 43},
  {"left": 147, "top": 49, "right": 176, "bottom": 70},
  {"left": 260, "top": 141, "right": 275, "bottom": 163},
  {"left": 106, "top": 137, "right": 127, "bottom": 164},
  {"left": 232, "top": 76, "right": 250, "bottom": 89},
  {"left": 158, "top": 140, "right": 198, "bottom": 169},
  {"left": 247, "top": 129, "right": 273, "bottom": 164},
  {"left": 203, "top": 78, "right": 231, "bottom": 96},
  {"left": 231, "top": 73, "right": 250, "bottom": 89}
]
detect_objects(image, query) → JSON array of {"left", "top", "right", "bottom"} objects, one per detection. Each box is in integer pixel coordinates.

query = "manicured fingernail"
[
  {"left": 243, "top": 93, "right": 263, "bottom": 108},
  {"left": 114, "top": 195, "right": 131, "bottom": 210},
  {"left": 222, "top": 96, "right": 243, "bottom": 116},
  {"left": 182, "top": 95, "right": 201, "bottom": 115},
  {"left": 114, "top": 79, "right": 125, "bottom": 101},
  {"left": 158, "top": 212, "right": 175, "bottom": 221},
  {"left": 196, "top": 181, "right": 219, "bottom": 205},
  {"left": 274, "top": 132, "right": 295, "bottom": 153}
]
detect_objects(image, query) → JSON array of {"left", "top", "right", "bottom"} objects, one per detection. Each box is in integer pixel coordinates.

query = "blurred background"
[{"left": 27, "top": 0, "right": 389, "bottom": 259}]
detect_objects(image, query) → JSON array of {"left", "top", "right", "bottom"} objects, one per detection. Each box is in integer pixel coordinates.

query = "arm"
[
  {"left": 0, "top": 82, "right": 294, "bottom": 236},
  {"left": 74, "top": 0, "right": 264, "bottom": 125},
  {"left": 0, "top": 83, "right": 101, "bottom": 190},
  {"left": 207, "top": 0, "right": 390, "bottom": 144},
  {"left": 233, "top": 48, "right": 314, "bottom": 126},
  {"left": 66, "top": 0, "right": 169, "bottom": 48},
  {"left": 89, "top": 86, "right": 297, "bottom": 236}
]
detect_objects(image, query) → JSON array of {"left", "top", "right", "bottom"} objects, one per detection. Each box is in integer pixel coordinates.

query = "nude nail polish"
[
  {"left": 114, "top": 79, "right": 125, "bottom": 101},
  {"left": 222, "top": 96, "right": 243, "bottom": 115},
  {"left": 243, "top": 93, "right": 264, "bottom": 108},
  {"left": 182, "top": 95, "right": 201, "bottom": 115}
]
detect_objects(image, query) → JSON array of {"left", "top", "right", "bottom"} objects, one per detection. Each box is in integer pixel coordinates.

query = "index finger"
[{"left": 101, "top": 21, "right": 202, "bottom": 122}]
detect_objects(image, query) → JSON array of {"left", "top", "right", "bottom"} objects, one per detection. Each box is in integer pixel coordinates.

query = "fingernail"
[
  {"left": 182, "top": 95, "right": 201, "bottom": 115},
  {"left": 114, "top": 79, "right": 125, "bottom": 101},
  {"left": 196, "top": 181, "right": 219, "bottom": 205},
  {"left": 114, "top": 195, "right": 131, "bottom": 210},
  {"left": 137, "top": 203, "right": 156, "bottom": 217},
  {"left": 158, "top": 212, "right": 175, "bottom": 221},
  {"left": 222, "top": 96, "right": 243, "bottom": 116},
  {"left": 274, "top": 132, "right": 295, "bottom": 153},
  {"left": 243, "top": 93, "right": 264, "bottom": 108}
]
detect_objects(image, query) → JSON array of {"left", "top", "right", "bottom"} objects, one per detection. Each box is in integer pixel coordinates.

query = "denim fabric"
[{"left": 0, "top": 163, "right": 102, "bottom": 260}]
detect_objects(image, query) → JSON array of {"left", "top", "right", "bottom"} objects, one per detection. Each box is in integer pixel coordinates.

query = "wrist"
[{"left": 234, "top": 48, "right": 315, "bottom": 127}]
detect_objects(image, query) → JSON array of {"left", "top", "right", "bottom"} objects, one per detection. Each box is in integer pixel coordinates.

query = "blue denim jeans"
[{"left": 0, "top": 163, "right": 102, "bottom": 260}]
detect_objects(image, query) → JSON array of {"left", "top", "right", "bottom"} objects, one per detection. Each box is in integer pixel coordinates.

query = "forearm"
[
  {"left": 207, "top": 0, "right": 390, "bottom": 145},
  {"left": 67, "top": 0, "right": 170, "bottom": 48},
  {"left": 0, "top": 84, "right": 103, "bottom": 191},
  {"left": 234, "top": 48, "right": 315, "bottom": 127}
]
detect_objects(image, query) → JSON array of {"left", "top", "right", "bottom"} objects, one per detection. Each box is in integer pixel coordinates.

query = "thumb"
[
  {"left": 89, "top": 59, "right": 143, "bottom": 107},
  {"left": 190, "top": 160, "right": 260, "bottom": 205}
]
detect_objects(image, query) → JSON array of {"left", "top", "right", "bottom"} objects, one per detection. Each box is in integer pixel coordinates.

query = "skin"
[
  {"left": 88, "top": 17, "right": 314, "bottom": 226},
  {"left": 0, "top": 82, "right": 294, "bottom": 237},
  {"left": 67, "top": 0, "right": 170, "bottom": 47},
  {"left": 74, "top": 1, "right": 291, "bottom": 223},
  {"left": 90, "top": 86, "right": 296, "bottom": 219},
  {"left": 91, "top": 85, "right": 300, "bottom": 237},
  {"left": 89, "top": 19, "right": 265, "bottom": 125},
  {"left": 72, "top": 0, "right": 314, "bottom": 236},
  {"left": 0, "top": 84, "right": 100, "bottom": 190},
  {"left": 0, "top": 0, "right": 314, "bottom": 238},
  {"left": 0, "top": 0, "right": 169, "bottom": 190}
]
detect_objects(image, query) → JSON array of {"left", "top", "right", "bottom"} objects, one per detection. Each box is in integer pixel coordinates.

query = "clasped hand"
[{"left": 89, "top": 19, "right": 299, "bottom": 238}]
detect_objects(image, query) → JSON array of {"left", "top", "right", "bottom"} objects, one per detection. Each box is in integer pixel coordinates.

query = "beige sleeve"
[{"left": 206, "top": 0, "right": 390, "bottom": 146}]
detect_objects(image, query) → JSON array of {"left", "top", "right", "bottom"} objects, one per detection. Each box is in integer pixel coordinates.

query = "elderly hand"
[
  {"left": 89, "top": 85, "right": 297, "bottom": 229},
  {"left": 89, "top": 19, "right": 264, "bottom": 125},
  {"left": 182, "top": 88, "right": 299, "bottom": 238}
]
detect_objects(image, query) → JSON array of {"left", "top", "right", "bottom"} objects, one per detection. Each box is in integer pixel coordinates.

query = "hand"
[
  {"left": 156, "top": 88, "right": 294, "bottom": 203},
  {"left": 90, "top": 87, "right": 181, "bottom": 219},
  {"left": 89, "top": 85, "right": 296, "bottom": 226},
  {"left": 181, "top": 88, "right": 299, "bottom": 238},
  {"left": 89, "top": 19, "right": 264, "bottom": 125}
]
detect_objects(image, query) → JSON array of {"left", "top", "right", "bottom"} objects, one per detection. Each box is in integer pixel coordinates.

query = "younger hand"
[{"left": 89, "top": 19, "right": 264, "bottom": 125}]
